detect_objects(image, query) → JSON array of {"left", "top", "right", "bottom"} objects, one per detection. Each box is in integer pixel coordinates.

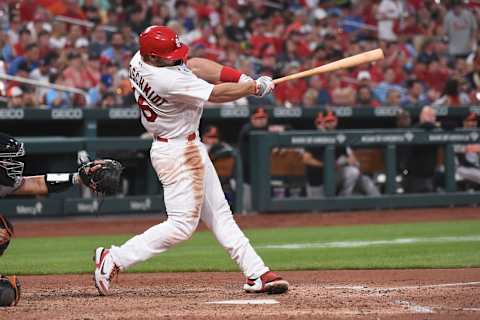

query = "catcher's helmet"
[
  {"left": 139, "top": 26, "right": 189, "bottom": 62},
  {"left": 0, "top": 133, "right": 25, "bottom": 187}
]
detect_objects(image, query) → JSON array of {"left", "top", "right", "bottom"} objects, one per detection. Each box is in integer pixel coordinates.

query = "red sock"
[{"left": 220, "top": 66, "right": 242, "bottom": 82}]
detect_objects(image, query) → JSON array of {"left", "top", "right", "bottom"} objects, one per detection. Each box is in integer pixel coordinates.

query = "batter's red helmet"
[{"left": 139, "top": 26, "right": 189, "bottom": 61}]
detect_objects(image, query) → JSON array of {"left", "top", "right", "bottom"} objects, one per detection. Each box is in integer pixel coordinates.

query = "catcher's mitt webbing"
[
  {"left": 0, "top": 215, "right": 13, "bottom": 256},
  {"left": 78, "top": 159, "right": 124, "bottom": 195},
  {"left": 0, "top": 275, "right": 20, "bottom": 307}
]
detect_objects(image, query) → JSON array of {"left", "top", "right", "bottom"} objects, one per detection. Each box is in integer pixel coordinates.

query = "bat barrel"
[{"left": 273, "top": 49, "right": 384, "bottom": 85}]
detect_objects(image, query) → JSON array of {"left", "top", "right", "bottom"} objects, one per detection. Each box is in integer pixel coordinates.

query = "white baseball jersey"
[
  {"left": 109, "top": 52, "right": 270, "bottom": 280},
  {"left": 128, "top": 51, "right": 214, "bottom": 138}
]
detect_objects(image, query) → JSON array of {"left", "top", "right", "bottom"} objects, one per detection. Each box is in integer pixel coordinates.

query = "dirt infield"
[{"left": 2, "top": 207, "right": 480, "bottom": 319}]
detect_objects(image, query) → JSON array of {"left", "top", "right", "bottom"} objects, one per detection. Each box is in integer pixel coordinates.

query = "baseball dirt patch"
[{"left": 1, "top": 269, "right": 479, "bottom": 319}]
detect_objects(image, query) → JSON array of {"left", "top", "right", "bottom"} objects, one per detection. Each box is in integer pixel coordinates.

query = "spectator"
[
  {"left": 401, "top": 79, "right": 428, "bottom": 107},
  {"left": 303, "top": 111, "right": 380, "bottom": 197},
  {"left": 101, "top": 32, "right": 129, "bottom": 66},
  {"left": 356, "top": 85, "right": 380, "bottom": 108},
  {"left": 21, "top": 86, "right": 37, "bottom": 108},
  {"left": 274, "top": 61, "right": 308, "bottom": 107},
  {"left": 49, "top": 21, "right": 67, "bottom": 50},
  {"left": 329, "top": 72, "right": 356, "bottom": 106},
  {"left": 45, "top": 72, "right": 71, "bottom": 109},
  {"left": 128, "top": 5, "right": 150, "bottom": 35},
  {"left": 443, "top": 0, "right": 477, "bottom": 58},
  {"left": 356, "top": 70, "right": 373, "bottom": 88},
  {"left": 433, "top": 78, "right": 471, "bottom": 107},
  {"left": 7, "top": 43, "right": 39, "bottom": 75},
  {"left": 13, "top": 28, "right": 32, "bottom": 56},
  {"left": 376, "top": 0, "right": 405, "bottom": 42},
  {"left": 89, "top": 25, "right": 109, "bottom": 57},
  {"left": 373, "top": 67, "right": 404, "bottom": 103},
  {"left": 455, "top": 112, "right": 480, "bottom": 187},
  {"left": 100, "top": 91, "right": 116, "bottom": 109},
  {"left": 302, "top": 88, "right": 319, "bottom": 108},
  {"left": 29, "top": 57, "right": 51, "bottom": 104},
  {"left": 404, "top": 106, "right": 439, "bottom": 193},
  {"left": 62, "top": 52, "right": 97, "bottom": 90},
  {"left": 6, "top": 86, "right": 24, "bottom": 108},
  {"left": 87, "top": 74, "right": 111, "bottom": 108},
  {"left": 385, "top": 88, "right": 402, "bottom": 107},
  {"left": 174, "top": 1, "right": 196, "bottom": 33},
  {"left": 308, "top": 75, "right": 331, "bottom": 106}
]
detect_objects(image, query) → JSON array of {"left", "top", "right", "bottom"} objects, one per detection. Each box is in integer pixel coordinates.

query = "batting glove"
[
  {"left": 239, "top": 74, "right": 254, "bottom": 83},
  {"left": 254, "top": 76, "right": 275, "bottom": 97}
]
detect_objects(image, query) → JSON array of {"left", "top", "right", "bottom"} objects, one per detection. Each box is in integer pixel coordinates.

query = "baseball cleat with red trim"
[
  {"left": 93, "top": 247, "right": 119, "bottom": 296},
  {"left": 243, "top": 271, "right": 289, "bottom": 294}
]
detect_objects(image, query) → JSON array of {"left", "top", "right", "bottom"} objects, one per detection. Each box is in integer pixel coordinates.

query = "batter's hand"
[
  {"left": 254, "top": 76, "right": 275, "bottom": 97},
  {"left": 239, "top": 74, "right": 253, "bottom": 83}
]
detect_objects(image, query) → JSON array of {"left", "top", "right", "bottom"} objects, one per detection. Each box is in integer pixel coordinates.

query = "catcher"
[{"left": 0, "top": 132, "right": 123, "bottom": 306}]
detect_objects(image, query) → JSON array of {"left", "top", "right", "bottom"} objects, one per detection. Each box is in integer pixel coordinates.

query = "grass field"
[{"left": 1, "top": 220, "right": 479, "bottom": 275}]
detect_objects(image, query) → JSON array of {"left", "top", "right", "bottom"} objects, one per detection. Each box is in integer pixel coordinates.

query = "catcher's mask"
[{"left": 0, "top": 132, "right": 25, "bottom": 187}]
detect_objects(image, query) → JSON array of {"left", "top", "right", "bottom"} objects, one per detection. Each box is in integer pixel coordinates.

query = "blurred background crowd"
[{"left": 0, "top": 0, "right": 479, "bottom": 110}]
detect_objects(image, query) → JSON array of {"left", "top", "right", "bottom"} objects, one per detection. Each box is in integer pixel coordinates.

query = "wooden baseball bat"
[{"left": 273, "top": 48, "right": 384, "bottom": 84}]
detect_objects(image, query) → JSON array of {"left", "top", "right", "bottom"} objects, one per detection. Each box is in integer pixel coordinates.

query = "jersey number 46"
[{"left": 136, "top": 95, "right": 158, "bottom": 122}]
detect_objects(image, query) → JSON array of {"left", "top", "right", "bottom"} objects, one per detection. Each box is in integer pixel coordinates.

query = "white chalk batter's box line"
[
  {"left": 394, "top": 300, "right": 480, "bottom": 314},
  {"left": 324, "top": 281, "right": 480, "bottom": 290},
  {"left": 257, "top": 235, "right": 480, "bottom": 250}
]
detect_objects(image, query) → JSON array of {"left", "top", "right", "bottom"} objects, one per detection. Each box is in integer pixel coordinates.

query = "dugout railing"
[{"left": 249, "top": 129, "right": 480, "bottom": 212}]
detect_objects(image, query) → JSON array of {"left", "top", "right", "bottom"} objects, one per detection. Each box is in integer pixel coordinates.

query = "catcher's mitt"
[
  {"left": 78, "top": 159, "right": 124, "bottom": 196},
  {"left": 0, "top": 215, "right": 13, "bottom": 256},
  {"left": 0, "top": 275, "right": 20, "bottom": 307}
]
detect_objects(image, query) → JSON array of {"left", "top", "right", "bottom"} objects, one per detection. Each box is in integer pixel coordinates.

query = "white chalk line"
[
  {"left": 394, "top": 300, "right": 435, "bottom": 313},
  {"left": 325, "top": 281, "right": 480, "bottom": 290},
  {"left": 394, "top": 301, "right": 480, "bottom": 314},
  {"left": 258, "top": 235, "right": 480, "bottom": 250},
  {"left": 206, "top": 299, "right": 279, "bottom": 305}
]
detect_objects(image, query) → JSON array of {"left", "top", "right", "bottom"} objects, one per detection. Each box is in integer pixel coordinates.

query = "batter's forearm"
[{"left": 209, "top": 81, "right": 256, "bottom": 103}]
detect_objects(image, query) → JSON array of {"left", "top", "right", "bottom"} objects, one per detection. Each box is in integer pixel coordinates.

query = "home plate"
[{"left": 207, "top": 299, "right": 279, "bottom": 305}]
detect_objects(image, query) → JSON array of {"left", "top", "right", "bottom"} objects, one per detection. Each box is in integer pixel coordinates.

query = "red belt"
[{"left": 155, "top": 132, "right": 196, "bottom": 143}]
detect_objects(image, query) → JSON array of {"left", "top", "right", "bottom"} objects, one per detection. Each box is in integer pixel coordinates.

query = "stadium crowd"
[{"left": 0, "top": 0, "right": 479, "bottom": 110}]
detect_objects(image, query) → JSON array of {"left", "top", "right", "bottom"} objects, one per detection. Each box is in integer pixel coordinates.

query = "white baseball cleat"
[
  {"left": 244, "top": 271, "right": 289, "bottom": 294},
  {"left": 93, "top": 247, "right": 119, "bottom": 296}
]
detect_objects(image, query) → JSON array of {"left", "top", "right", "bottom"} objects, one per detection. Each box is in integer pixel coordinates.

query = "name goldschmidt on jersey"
[{"left": 128, "top": 65, "right": 167, "bottom": 107}]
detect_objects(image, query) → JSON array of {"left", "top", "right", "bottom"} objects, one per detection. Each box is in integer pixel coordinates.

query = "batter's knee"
[{"left": 169, "top": 217, "right": 199, "bottom": 242}]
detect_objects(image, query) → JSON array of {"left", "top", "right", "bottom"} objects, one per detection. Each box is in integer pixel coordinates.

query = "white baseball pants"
[{"left": 109, "top": 136, "right": 269, "bottom": 279}]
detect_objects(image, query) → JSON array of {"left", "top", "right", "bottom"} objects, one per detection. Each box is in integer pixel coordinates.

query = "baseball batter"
[{"left": 94, "top": 26, "right": 289, "bottom": 295}]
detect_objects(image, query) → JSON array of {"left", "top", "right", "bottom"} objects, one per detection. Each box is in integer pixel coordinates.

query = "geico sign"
[
  {"left": 109, "top": 108, "right": 140, "bottom": 119},
  {"left": 0, "top": 109, "right": 24, "bottom": 119},
  {"left": 51, "top": 109, "right": 83, "bottom": 119}
]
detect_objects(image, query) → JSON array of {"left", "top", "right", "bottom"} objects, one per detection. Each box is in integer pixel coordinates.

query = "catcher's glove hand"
[
  {"left": 0, "top": 275, "right": 21, "bottom": 307},
  {"left": 0, "top": 215, "right": 13, "bottom": 256},
  {"left": 78, "top": 159, "right": 124, "bottom": 196}
]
